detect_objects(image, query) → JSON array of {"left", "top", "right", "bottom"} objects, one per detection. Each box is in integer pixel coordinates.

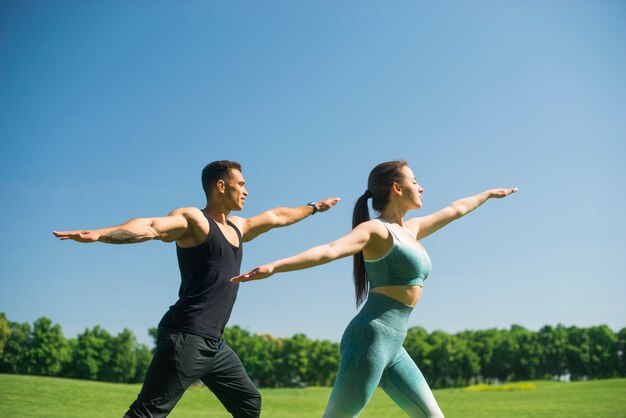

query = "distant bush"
[{"left": 463, "top": 382, "right": 536, "bottom": 392}]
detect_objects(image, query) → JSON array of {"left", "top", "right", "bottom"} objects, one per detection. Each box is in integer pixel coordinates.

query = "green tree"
[
  {"left": 452, "top": 331, "right": 481, "bottom": 386},
  {"left": 538, "top": 324, "right": 568, "bottom": 378},
  {"left": 134, "top": 343, "right": 153, "bottom": 382},
  {"left": 148, "top": 327, "right": 158, "bottom": 353},
  {"left": 0, "top": 313, "right": 10, "bottom": 358},
  {"left": 490, "top": 327, "right": 528, "bottom": 382},
  {"left": 616, "top": 328, "right": 626, "bottom": 377},
  {"left": 248, "top": 333, "right": 280, "bottom": 387},
  {"left": 68, "top": 326, "right": 113, "bottom": 380},
  {"left": 276, "top": 333, "right": 312, "bottom": 387},
  {"left": 29, "top": 317, "right": 69, "bottom": 376},
  {"left": 470, "top": 328, "right": 505, "bottom": 383},
  {"left": 509, "top": 325, "right": 542, "bottom": 380},
  {"left": 62, "top": 338, "right": 77, "bottom": 377},
  {"left": 404, "top": 327, "right": 434, "bottom": 380},
  {"left": 587, "top": 325, "right": 617, "bottom": 378},
  {"left": 305, "top": 339, "right": 339, "bottom": 386},
  {"left": 102, "top": 328, "right": 138, "bottom": 382},
  {"left": 0, "top": 321, "right": 31, "bottom": 374},
  {"left": 427, "top": 330, "right": 454, "bottom": 388},
  {"left": 566, "top": 326, "right": 590, "bottom": 379}
]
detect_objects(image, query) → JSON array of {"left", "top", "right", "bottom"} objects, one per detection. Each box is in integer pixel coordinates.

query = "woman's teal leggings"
[{"left": 323, "top": 293, "right": 444, "bottom": 418}]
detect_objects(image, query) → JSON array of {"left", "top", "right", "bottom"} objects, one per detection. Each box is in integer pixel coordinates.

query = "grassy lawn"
[{"left": 1, "top": 374, "right": 625, "bottom": 417}]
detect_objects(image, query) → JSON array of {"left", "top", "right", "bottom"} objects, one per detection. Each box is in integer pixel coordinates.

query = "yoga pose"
[
  {"left": 53, "top": 160, "right": 339, "bottom": 418},
  {"left": 232, "top": 160, "right": 517, "bottom": 417}
]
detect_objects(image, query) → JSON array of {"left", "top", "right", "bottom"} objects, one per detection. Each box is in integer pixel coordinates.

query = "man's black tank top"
[{"left": 159, "top": 214, "right": 243, "bottom": 339}]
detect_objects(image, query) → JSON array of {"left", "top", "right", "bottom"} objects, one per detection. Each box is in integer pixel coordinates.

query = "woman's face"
[{"left": 399, "top": 166, "right": 424, "bottom": 209}]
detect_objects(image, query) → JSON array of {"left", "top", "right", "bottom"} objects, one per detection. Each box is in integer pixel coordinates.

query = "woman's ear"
[{"left": 392, "top": 181, "right": 403, "bottom": 196}]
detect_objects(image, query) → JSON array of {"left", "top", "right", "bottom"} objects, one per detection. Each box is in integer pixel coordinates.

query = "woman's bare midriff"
[{"left": 370, "top": 285, "right": 423, "bottom": 307}]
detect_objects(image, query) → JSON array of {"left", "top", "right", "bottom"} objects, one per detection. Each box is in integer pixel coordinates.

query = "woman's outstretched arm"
[
  {"left": 407, "top": 188, "right": 518, "bottom": 240},
  {"left": 231, "top": 222, "right": 374, "bottom": 283}
]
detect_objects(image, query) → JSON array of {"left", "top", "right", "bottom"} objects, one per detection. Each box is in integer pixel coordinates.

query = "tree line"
[
  {"left": 1, "top": 313, "right": 624, "bottom": 388},
  {"left": 225, "top": 324, "right": 626, "bottom": 388},
  {"left": 0, "top": 313, "right": 152, "bottom": 383}
]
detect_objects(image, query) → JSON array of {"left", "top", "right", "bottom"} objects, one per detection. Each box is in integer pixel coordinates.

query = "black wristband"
[{"left": 307, "top": 202, "right": 318, "bottom": 215}]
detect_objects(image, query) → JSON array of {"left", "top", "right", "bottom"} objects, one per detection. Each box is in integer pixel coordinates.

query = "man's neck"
[{"left": 203, "top": 203, "right": 230, "bottom": 226}]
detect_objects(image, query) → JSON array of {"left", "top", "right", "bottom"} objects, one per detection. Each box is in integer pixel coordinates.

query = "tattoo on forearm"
[{"left": 100, "top": 229, "right": 140, "bottom": 244}]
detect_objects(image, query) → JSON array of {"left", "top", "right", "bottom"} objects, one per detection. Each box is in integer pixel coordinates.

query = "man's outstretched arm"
[
  {"left": 233, "top": 197, "right": 340, "bottom": 242},
  {"left": 53, "top": 208, "right": 192, "bottom": 244}
]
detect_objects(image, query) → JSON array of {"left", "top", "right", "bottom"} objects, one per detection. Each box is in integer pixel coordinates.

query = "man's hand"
[
  {"left": 314, "top": 197, "right": 340, "bottom": 213},
  {"left": 489, "top": 188, "right": 519, "bottom": 199},
  {"left": 53, "top": 230, "right": 101, "bottom": 243}
]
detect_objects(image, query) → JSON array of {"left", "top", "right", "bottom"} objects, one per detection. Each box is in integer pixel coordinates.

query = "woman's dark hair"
[
  {"left": 352, "top": 160, "right": 408, "bottom": 307},
  {"left": 201, "top": 160, "right": 242, "bottom": 197}
]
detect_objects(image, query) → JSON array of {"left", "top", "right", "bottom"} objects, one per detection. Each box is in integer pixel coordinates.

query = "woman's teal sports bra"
[{"left": 364, "top": 219, "right": 432, "bottom": 288}]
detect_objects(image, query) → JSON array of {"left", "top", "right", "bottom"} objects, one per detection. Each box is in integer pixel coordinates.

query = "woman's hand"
[
  {"left": 230, "top": 264, "right": 276, "bottom": 283},
  {"left": 489, "top": 188, "right": 518, "bottom": 199}
]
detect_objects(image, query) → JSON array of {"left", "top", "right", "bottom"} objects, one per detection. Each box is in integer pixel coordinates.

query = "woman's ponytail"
[{"left": 352, "top": 190, "right": 372, "bottom": 307}]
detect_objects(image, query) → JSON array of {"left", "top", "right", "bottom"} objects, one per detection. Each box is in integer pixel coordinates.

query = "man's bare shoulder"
[
  {"left": 169, "top": 207, "right": 203, "bottom": 217},
  {"left": 169, "top": 207, "right": 207, "bottom": 229},
  {"left": 171, "top": 207, "right": 210, "bottom": 246}
]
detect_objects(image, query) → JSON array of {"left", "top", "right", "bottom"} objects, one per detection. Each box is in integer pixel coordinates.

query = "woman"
[{"left": 231, "top": 160, "right": 517, "bottom": 417}]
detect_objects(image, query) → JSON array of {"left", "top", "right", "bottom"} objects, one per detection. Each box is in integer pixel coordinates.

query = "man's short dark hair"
[{"left": 201, "top": 160, "right": 242, "bottom": 196}]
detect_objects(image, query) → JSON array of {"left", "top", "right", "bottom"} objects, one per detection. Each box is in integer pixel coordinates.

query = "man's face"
[{"left": 223, "top": 169, "right": 248, "bottom": 211}]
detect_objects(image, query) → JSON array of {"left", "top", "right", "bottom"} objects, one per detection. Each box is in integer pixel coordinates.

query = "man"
[{"left": 53, "top": 160, "right": 339, "bottom": 418}]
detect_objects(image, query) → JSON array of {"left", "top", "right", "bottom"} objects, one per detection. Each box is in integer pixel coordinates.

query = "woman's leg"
[
  {"left": 379, "top": 348, "right": 444, "bottom": 418},
  {"left": 323, "top": 319, "right": 391, "bottom": 418}
]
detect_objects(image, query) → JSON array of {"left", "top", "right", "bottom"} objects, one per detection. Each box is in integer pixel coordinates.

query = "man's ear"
[{"left": 216, "top": 179, "right": 226, "bottom": 194}]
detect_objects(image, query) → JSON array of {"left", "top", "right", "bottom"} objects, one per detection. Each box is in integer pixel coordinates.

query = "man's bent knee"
[{"left": 232, "top": 391, "right": 262, "bottom": 418}]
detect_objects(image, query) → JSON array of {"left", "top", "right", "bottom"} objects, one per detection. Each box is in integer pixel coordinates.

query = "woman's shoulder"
[
  {"left": 356, "top": 218, "right": 390, "bottom": 240},
  {"left": 360, "top": 217, "right": 384, "bottom": 227}
]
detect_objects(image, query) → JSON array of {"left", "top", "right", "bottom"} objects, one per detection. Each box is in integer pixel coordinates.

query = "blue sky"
[{"left": 1, "top": 1, "right": 624, "bottom": 346}]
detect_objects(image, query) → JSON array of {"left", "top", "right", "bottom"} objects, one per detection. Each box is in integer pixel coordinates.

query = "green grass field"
[{"left": 1, "top": 374, "right": 625, "bottom": 417}]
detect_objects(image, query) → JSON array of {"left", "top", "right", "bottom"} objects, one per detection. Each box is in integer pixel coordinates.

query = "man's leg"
[
  {"left": 125, "top": 328, "right": 212, "bottom": 418},
  {"left": 200, "top": 340, "right": 262, "bottom": 418}
]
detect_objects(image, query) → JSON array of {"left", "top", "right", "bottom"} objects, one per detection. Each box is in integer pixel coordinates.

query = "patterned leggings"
[{"left": 323, "top": 293, "right": 444, "bottom": 418}]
